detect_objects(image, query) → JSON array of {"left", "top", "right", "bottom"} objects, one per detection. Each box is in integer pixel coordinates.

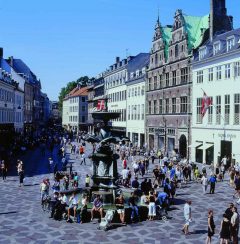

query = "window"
[
  {"left": 135, "top": 87, "right": 137, "bottom": 96},
  {"left": 216, "top": 96, "right": 221, "bottom": 125},
  {"left": 197, "top": 98, "right": 202, "bottom": 124},
  {"left": 199, "top": 47, "right": 207, "bottom": 60},
  {"left": 172, "top": 71, "right": 177, "bottom": 86},
  {"left": 175, "top": 44, "right": 179, "bottom": 58},
  {"left": 141, "top": 86, "right": 145, "bottom": 95},
  {"left": 227, "top": 37, "right": 235, "bottom": 52},
  {"left": 148, "top": 78, "right": 152, "bottom": 91},
  {"left": 180, "top": 97, "right": 188, "bottom": 113},
  {"left": 197, "top": 70, "right": 203, "bottom": 83},
  {"left": 153, "top": 100, "right": 157, "bottom": 114},
  {"left": 138, "top": 105, "right": 140, "bottom": 120},
  {"left": 225, "top": 64, "right": 231, "bottom": 79},
  {"left": 225, "top": 95, "right": 230, "bottom": 125},
  {"left": 216, "top": 66, "right": 222, "bottom": 80},
  {"left": 141, "top": 104, "right": 144, "bottom": 120},
  {"left": 165, "top": 99, "right": 169, "bottom": 113},
  {"left": 154, "top": 76, "right": 157, "bottom": 89},
  {"left": 208, "top": 98, "right": 213, "bottom": 124},
  {"left": 172, "top": 98, "right": 176, "bottom": 114},
  {"left": 128, "top": 106, "right": 130, "bottom": 120},
  {"left": 82, "top": 97, "right": 85, "bottom": 102},
  {"left": 148, "top": 101, "right": 151, "bottom": 115},
  {"left": 234, "top": 94, "right": 240, "bottom": 125},
  {"left": 82, "top": 106, "right": 85, "bottom": 112},
  {"left": 155, "top": 54, "right": 158, "bottom": 66},
  {"left": 213, "top": 42, "right": 220, "bottom": 55},
  {"left": 208, "top": 68, "right": 213, "bottom": 82},
  {"left": 181, "top": 68, "right": 188, "bottom": 83},
  {"left": 165, "top": 73, "right": 169, "bottom": 87},
  {"left": 159, "top": 99, "right": 163, "bottom": 114},
  {"left": 234, "top": 62, "right": 240, "bottom": 77},
  {"left": 138, "top": 87, "right": 140, "bottom": 96},
  {"left": 160, "top": 75, "right": 163, "bottom": 88}
]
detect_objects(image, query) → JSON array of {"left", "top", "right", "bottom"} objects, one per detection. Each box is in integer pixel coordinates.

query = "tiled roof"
[{"left": 67, "top": 86, "right": 88, "bottom": 98}]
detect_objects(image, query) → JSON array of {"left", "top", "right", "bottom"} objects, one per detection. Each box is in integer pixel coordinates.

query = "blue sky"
[{"left": 0, "top": 0, "right": 239, "bottom": 100}]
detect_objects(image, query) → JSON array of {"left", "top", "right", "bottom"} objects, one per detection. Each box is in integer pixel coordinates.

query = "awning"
[
  {"left": 188, "top": 142, "right": 202, "bottom": 148},
  {"left": 198, "top": 144, "right": 214, "bottom": 150}
]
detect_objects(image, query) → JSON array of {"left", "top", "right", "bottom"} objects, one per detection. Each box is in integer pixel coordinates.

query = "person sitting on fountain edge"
[{"left": 91, "top": 195, "right": 104, "bottom": 221}]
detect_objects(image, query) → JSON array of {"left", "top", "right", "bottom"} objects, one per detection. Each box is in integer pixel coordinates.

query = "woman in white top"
[{"left": 201, "top": 173, "right": 208, "bottom": 194}]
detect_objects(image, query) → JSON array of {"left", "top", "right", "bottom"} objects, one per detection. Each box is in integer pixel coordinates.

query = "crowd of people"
[{"left": 1, "top": 128, "right": 240, "bottom": 242}]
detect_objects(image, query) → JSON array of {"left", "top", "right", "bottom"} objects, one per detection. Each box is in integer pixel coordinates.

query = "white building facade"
[
  {"left": 192, "top": 29, "right": 240, "bottom": 165},
  {"left": 104, "top": 57, "right": 132, "bottom": 136},
  {"left": 126, "top": 53, "right": 149, "bottom": 147},
  {"left": 62, "top": 86, "right": 88, "bottom": 132}
]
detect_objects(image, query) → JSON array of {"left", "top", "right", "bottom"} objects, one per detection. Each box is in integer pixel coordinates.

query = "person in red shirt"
[
  {"left": 122, "top": 157, "right": 127, "bottom": 169},
  {"left": 79, "top": 145, "right": 84, "bottom": 155}
]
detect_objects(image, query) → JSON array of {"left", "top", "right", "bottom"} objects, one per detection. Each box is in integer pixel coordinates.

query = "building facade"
[
  {"left": 87, "top": 85, "right": 94, "bottom": 134},
  {"left": 126, "top": 53, "right": 149, "bottom": 147},
  {"left": 146, "top": 11, "right": 209, "bottom": 157},
  {"left": 192, "top": 28, "right": 240, "bottom": 165},
  {"left": 104, "top": 57, "right": 133, "bottom": 137},
  {"left": 62, "top": 86, "right": 88, "bottom": 132},
  {"left": 146, "top": 1, "right": 232, "bottom": 157}
]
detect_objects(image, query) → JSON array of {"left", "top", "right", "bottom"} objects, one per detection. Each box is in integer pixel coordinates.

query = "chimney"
[
  {"left": 8, "top": 56, "right": 14, "bottom": 66},
  {"left": 116, "top": 57, "right": 120, "bottom": 63},
  {"left": 0, "top": 48, "right": 3, "bottom": 58}
]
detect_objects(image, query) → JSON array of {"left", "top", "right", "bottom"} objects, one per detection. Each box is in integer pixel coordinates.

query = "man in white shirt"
[
  {"left": 231, "top": 207, "right": 239, "bottom": 244},
  {"left": 122, "top": 168, "right": 129, "bottom": 185},
  {"left": 182, "top": 200, "right": 192, "bottom": 235}
]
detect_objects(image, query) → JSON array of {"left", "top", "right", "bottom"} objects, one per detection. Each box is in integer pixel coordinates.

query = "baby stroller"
[
  {"left": 98, "top": 210, "right": 126, "bottom": 231},
  {"left": 156, "top": 204, "right": 168, "bottom": 221},
  {"left": 98, "top": 210, "right": 116, "bottom": 231}
]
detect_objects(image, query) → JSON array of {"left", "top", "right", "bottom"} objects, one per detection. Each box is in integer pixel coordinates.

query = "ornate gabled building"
[{"left": 146, "top": 0, "right": 232, "bottom": 158}]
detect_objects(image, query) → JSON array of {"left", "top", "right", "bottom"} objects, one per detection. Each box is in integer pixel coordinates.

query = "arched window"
[
  {"left": 175, "top": 44, "right": 179, "bottom": 58},
  {"left": 155, "top": 54, "right": 158, "bottom": 65},
  {"left": 181, "top": 45, "right": 184, "bottom": 52}
]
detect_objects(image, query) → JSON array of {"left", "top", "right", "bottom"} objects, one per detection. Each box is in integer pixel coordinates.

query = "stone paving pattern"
[{"left": 0, "top": 142, "right": 238, "bottom": 243}]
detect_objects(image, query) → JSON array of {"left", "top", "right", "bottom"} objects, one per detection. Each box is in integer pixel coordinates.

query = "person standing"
[
  {"left": 1, "top": 160, "right": 7, "bottom": 181},
  {"left": 206, "top": 210, "right": 215, "bottom": 244},
  {"left": 220, "top": 214, "right": 231, "bottom": 244},
  {"left": 182, "top": 200, "right": 192, "bottom": 235},
  {"left": 209, "top": 174, "right": 217, "bottom": 194},
  {"left": 201, "top": 173, "right": 208, "bottom": 194},
  {"left": 17, "top": 160, "right": 24, "bottom": 187},
  {"left": 231, "top": 207, "right": 239, "bottom": 244}
]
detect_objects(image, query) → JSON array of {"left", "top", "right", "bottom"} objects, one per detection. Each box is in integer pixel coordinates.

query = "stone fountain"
[{"left": 86, "top": 99, "right": 121, "bottom": 203}]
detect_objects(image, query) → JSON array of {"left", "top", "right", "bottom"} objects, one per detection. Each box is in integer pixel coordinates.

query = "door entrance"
[
  {"left": 179, "top": 134, "right": 187, "bottom": 158},
  {"left": 221, "top": 140, "right": 232, "bottom": 162}
]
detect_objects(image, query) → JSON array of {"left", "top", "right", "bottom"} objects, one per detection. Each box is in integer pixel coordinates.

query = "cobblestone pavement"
[{"left": 0, "top": 142, "right": 238, "bottom": 244}]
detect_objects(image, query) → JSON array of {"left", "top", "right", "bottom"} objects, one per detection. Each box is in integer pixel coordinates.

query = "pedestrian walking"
[
  {"left": 182, "top": 200, "right": 192, "bottom": 235},
  {"left": 209, "top": 174, "right": 217, "bottom": 194},
  {"left": 219, "top": 214, "right": 231, "bottom": 244},
  {"left": 230, "top": 207, "right": 239, "bottom": 244},
  {"left": 1, "top": 160, "right": 7, "bottom": 181},
  {"left": 206, "top": 210, "right": 215, "bottom": 244},
  {"left": 17, "top": 160, "right": 24, "bottom": 187},
  {"left": 201, "top": 173, "right": 208, "bottom": 194}
]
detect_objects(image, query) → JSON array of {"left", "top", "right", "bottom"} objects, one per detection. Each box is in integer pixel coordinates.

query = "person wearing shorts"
[{"left": 115, "top": 194, "right": 125, "bottom": 224}]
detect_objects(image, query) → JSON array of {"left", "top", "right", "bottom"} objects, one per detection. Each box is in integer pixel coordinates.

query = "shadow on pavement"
[{"left": 0, "top": 211, "right": 18, "bottom": 215}]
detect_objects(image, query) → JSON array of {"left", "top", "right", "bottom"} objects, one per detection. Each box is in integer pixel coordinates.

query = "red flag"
[
  {"left": 97, "top": 100, "right": 105, "bottom": 111},
  {"left": 201, "top": 92, "right": 212, "bottom": 117}
]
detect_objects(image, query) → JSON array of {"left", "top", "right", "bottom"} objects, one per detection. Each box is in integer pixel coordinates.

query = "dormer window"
[
  {"left": 136, "top": 70, "right": 139, "bottom": 77},
  {"left": 130, "top": 72, "right": 134, "bottom": 79},
  {"left": 199, "top": 47, "right": 207, "bottom": 60},
  {"left": 213, "top": 42, "right": 220, "bottom": 55},
  {"left": 227, "top": 37, "right": 235, "bottom": 52}
]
